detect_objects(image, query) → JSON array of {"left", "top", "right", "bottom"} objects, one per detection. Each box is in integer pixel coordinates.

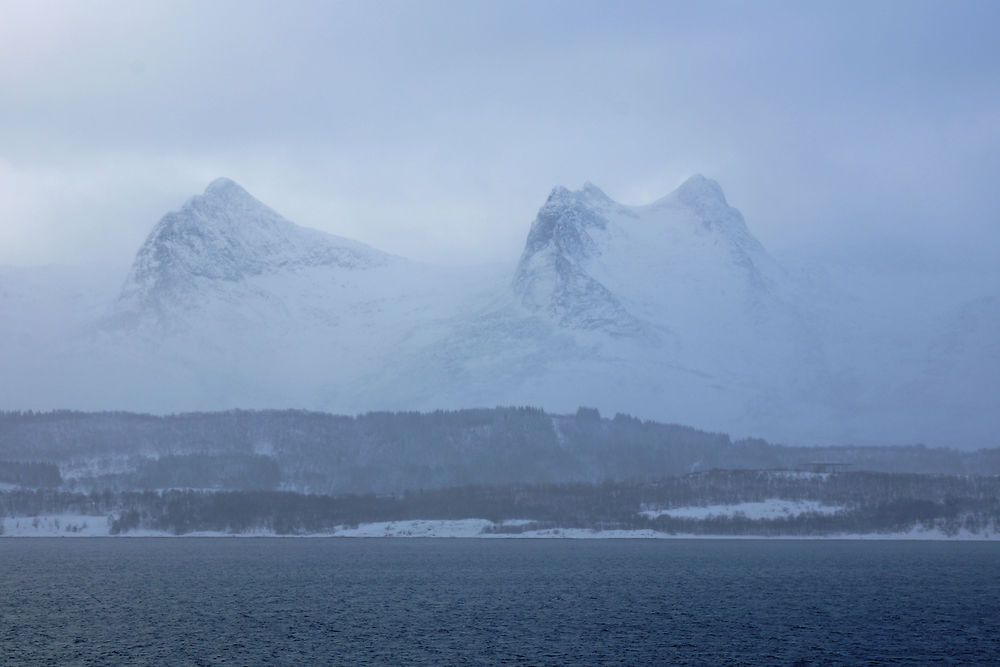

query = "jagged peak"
[
  {"left": 145, "top": 178, "right": 281, "bottom": 244},
  {"left": 540, "top": 183, "right": 616, "bottom": 218},
  {"left": 545, "top": 185, "right": 573, "bottom": 203},
  {"left": 673, "top": 174, "right": 728, "bottom": 206},
  {"left": 580, "top": 181, "right": 612, "bottom": 202},
  {"left": 546, "top": 177, "right": 730, "bottom": 213},
  {"left": 546, "top": 181, "right": 613, "bottom": 201},
  {"left": 184, "top": 177, "right": 271, "bottom": 218}
]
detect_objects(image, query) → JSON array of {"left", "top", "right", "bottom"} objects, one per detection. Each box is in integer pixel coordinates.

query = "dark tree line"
[
  {"left": 1, "top": 408, "right": 998, "bottom": 495},
  {"left": 3, "top": 470, "right": 998, "bottom": 537},
  {"left": 0, "top": 460, "right": 61, "bottom": 487}
]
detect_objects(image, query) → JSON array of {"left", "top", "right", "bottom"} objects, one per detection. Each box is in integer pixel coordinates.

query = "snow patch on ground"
[
  {"left": 333, "top": 519, "right": 496, "bottom": 538},
  {"left": 640, "top": 499, "right": 845, "bottom": 520},
  {"left": 3, "top": 515, "right": 997, "bottom": 540},
  {"left": 766, "top": 471, "right": 831, "bottom": 480}
]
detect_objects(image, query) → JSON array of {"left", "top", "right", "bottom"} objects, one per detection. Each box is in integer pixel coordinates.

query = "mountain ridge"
[{"left": 0, "top": 175, "right": 995, "bottom": 449}]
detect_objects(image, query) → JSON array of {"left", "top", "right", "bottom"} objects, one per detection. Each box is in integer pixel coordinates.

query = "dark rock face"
[{"left": 512, "top": 184, "right": 642, "bottom": 335}]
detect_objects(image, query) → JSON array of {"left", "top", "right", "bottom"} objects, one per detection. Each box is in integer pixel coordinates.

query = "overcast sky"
[{"left": 1, "top": 0, "right": 998, "bottom": 270}]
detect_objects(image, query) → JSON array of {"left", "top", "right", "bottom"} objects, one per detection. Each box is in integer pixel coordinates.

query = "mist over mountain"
[{"left": 0, "top": 177, "right": 995, "bottom": 449}]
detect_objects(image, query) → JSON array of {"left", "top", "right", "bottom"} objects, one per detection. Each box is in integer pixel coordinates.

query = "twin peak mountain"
[
  {"left": 7, "top": 176, "right": 993, "bottom": 448},
  {"left": 114, "top": 174, "right": 786, "bottom": 339},
  {"left": 97, "top": 174, "right": 812, "bottom": 443}
]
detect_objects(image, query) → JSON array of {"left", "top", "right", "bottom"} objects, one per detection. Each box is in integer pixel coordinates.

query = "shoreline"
[{"left": 3, "top": 516, "right": 998, "bottom": 541}]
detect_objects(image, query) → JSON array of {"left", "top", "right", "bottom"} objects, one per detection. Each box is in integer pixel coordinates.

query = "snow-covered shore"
[
  {"left": 3, "top": 515, "right": 997, "bottom": 540},
  {"left": 639, "top": 499, "right": 845, "bottom": 520}
]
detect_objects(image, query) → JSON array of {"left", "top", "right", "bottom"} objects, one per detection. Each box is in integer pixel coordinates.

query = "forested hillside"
[{"left": 0, "top": 407, "right": 997, "bottom": 495}]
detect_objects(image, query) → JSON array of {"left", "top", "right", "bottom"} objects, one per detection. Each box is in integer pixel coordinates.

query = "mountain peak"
[
  {"left": 580, "top": 181, "right": 612, "bottom": 202},
  {"left": 111, "top": 179, "right": 391, "bottom": 325},
  {"left": 512, "top": 173, "right": 780, "bottom": 338},
  {"left": 203, "top": 176, "right": 245, "bottom": 197},
  {"left": 543, "top": 182, "right": 614, "bottom": 208},
  {"left": 545, "top": 185, "right": 573, "bottom": 204},
  {"left": 514, "top": 181, "right": 644, "bottom": 335},
  {"left": 674, "top": 174, "right": 727, "bottom": 206},
  {"left": 661, "top": 174, "right": 756, "bottom": 241},
  {"left": 183, "top": 177, "right": 272, "bottom": 225}
]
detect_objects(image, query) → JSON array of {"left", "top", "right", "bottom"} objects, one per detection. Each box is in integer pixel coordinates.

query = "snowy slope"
[
  {"left": 788, "top": 257, "right": 1000, "bottom": 446},
  {"left": 91, "top": 180, "right": 510, "bottom": 413},
  {"left": 1, "top": 179, "right": 509, "bottom": 413},
  {"left": 369, "top": 176, "right": 829, "bottom": 440},
  {"left": 0, "top": 263, "right": 124, "bottom": 405},
  {"left": 905, "top": 294, "right": 1000, "bottom": 445},
  {"left": 0, "top": 264, "right": 122, "bottom": 345}
]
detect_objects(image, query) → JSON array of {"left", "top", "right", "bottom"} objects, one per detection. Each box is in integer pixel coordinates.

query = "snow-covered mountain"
[
  {"left": 510, "top": 176, "right": 814, "bottom": 366},
  {"left": 87, "top": 179, "right": 509, "bottom": 411},
  {"left": 0, "top": 176, "right": 995, "bottom": 449},
  {"left": 362, "top": 176, "right": 829, "bottom": 440},
  {"left": 513, "top": 176, "right": 782, "bottom": 337},
  {"left": 111, "top": 177, "right": 395, "bottom": 329}
]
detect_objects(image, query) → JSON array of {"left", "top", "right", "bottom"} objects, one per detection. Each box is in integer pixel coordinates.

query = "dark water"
[{"left": 1, "top": 539, "right": 998, "bottom": 665}]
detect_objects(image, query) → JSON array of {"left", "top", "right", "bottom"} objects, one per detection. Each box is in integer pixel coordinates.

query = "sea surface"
[{"left": 1, "top": 539, "right": 998, "bottom": 665}]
